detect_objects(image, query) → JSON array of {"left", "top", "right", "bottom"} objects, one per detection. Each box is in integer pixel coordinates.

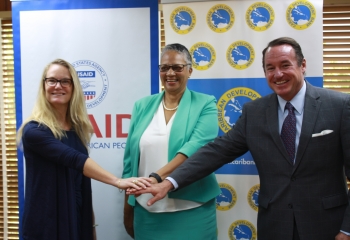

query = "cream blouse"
[{"left": 136, "top": 102, "right": 202, "bottom": 212}]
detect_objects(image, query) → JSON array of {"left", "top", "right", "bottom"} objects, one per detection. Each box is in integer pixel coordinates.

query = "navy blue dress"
[{"left": 21, "top": 121, "right": 93, "bottom": 240}]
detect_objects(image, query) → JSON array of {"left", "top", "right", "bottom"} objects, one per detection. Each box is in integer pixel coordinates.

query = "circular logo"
[
  {"left": 226, "top": 41, "right": 255, "bottom": 70},
  {"left": 72, "top": 60, "right": 109, "bottom": 109},
  {"left": 286, "top": 0, "right": 316, "bottom": 30},
  {"left": 170, "top": 6, "right": 196, "bottom": 34},
  {"left": 247, "top": 184, "right": 260, "bottom": 211},
  {"left": 207, "top": 4, "right": 235, "bottom": 33},
  {"left": 217, "top": 87, "right": 261, "bottom": 133},
  {"left": 245, "top": 2, "right": 275, "bottom": 31},
  {"left": 216, "top": 183, "right": 237, "bottom": 211},
  {"left": 228, "top": 220, "right": 257, "bottom": 240},
  {"left": 190, "top": 42, "right": 216, "bottom": 70}
]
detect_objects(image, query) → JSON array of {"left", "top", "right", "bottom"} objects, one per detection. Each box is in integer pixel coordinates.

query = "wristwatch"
[{"left": 149, "top": 172, "right": 162, "bottom": 183}]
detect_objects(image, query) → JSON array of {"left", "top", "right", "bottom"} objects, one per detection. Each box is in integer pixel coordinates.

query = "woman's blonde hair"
[{"left": 17, "top": 59, "right": 94, "bottom": 149}]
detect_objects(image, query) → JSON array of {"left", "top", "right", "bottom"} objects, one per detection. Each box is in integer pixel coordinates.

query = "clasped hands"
[
  {"left": 125, "top": 178, "right": 174, "bottom": 206},
  {"left": 116, "top": 177, "right": 153, "bottom": 190}
]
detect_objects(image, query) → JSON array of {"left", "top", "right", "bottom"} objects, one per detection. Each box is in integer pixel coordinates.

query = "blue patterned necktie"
[{"left": 281, "top": 102, "right": 296, "bottom": 163}]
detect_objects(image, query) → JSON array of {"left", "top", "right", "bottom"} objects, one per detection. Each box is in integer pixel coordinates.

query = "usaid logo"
[
  {"left": 72, "top": 60, "right": 109, "bottom": 109},
  {"left": 245, "top": 2, "right": 275, "bottom": 31},
  {"left": 286, "top": 1, "right": 316, "bottom": 30},
  {"left": 229, "top": 220, "right": 257, "bottom": 240},
  {"left": 78, "top": 71, "right": 95, "bottom": 78}
]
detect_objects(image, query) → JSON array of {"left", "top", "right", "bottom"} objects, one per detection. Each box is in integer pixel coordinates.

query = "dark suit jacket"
[{"left": 169, "top": 81, "right": 350, "bottom": 240}]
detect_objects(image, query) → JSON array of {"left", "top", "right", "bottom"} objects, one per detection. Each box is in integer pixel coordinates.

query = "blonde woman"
[{"left": 17, "top": 59, "right": 151, "bottom": 240}]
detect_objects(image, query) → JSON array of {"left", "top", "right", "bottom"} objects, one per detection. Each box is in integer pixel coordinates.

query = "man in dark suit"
[{"left": 129, "top": 37, "right": 350, "bottom": 240}]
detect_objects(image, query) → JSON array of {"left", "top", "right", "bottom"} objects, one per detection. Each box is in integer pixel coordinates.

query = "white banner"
[
  {"left": 163, "top": 1, "right": 323, "bottom": 239},
  {"left": 13, "top": 1, "right": 159, "bottom": 239}
]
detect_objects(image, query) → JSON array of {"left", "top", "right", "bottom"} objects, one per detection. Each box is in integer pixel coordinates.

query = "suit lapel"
[
  {"left": 294, "top": 82, "right": 321, "bottom": 170},
  {"left": 266, "top": 94, "right": 292, "bottom": 165}
]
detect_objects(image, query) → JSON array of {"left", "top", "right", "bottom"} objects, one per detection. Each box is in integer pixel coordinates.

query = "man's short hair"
[{"left": 262, "top": 37, "right": 304, "bottom": 69}]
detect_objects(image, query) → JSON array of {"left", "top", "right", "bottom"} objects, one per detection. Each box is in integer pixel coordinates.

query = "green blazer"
[{"left": 122, "top": 88, "right": 221, "bottom": 206}]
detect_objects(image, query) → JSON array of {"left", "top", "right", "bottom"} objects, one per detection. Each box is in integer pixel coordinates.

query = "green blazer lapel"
[
  {"left": 136, "top": 92, "right": 165, "bottom": 137},
  {"left": 130, "top": 92, "right": 164, "bottom": 175},
  {"left": 168, "top": 89, "right": 191, "bottom": 160}
]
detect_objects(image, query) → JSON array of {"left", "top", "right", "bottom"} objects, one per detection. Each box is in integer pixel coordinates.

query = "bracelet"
[
  {"left": 117, "top": 179, "right": 123, "bottom": 193},
  {"left": 149, "top": 172, "right": 162, "bottom": 183},
  {"left": 116, "top": 179, "right": 121, "bottom": 188}
]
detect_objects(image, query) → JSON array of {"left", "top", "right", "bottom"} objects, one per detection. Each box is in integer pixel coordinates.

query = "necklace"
[{"left": 162, "top": 99, "right": 178, "bottom": 111}]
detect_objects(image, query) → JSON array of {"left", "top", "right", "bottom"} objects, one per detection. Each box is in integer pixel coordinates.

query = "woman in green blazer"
[{"left": 122, "top": 44, "right": 220, "bottom": 240}]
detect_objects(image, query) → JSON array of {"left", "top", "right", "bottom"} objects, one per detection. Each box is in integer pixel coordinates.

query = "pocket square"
[{"left": 312, "top": 130, "right": 333, "bottom": 137}]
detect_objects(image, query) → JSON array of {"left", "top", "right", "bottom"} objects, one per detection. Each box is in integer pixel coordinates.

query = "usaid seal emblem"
[
  {"left": 170, "top": 6, "right": 196, "bottom": 34},
  {"left": 226, "top": 41, "right": 255, "bottom": 70},
  {"left": 229, "top": 220, "right": 257, "bottom": 240},
  {"left": 218, "top": 87, "right": 261, "bottom": 133},
  {"left": 190, "top": 42, "right": 216, "bottom": 70},
  {"left": 216, "top": 183, "right": 237, "bottom": 211},
  {"left": 286, "top": 0, "right": 316, "bottom": 30},
  {"left": 207, "top": 4, "right": 235, "bottom": 33},
  {"left": 247, "top": 184, "right": 260, "bottom": 212},
  {"left": 72, "top": 60, "right": 109, "bottom": 109},
  {"left": 245, "top": 2, "right": 275, "bottom": 31}
]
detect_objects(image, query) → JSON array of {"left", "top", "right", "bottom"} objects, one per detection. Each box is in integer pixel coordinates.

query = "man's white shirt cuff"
[
  {"left": 165, "top": 177, "right": 178, "bottom": 190},
  {"left": 340, "top": 230, "right": 350, "bottom": 236}
]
